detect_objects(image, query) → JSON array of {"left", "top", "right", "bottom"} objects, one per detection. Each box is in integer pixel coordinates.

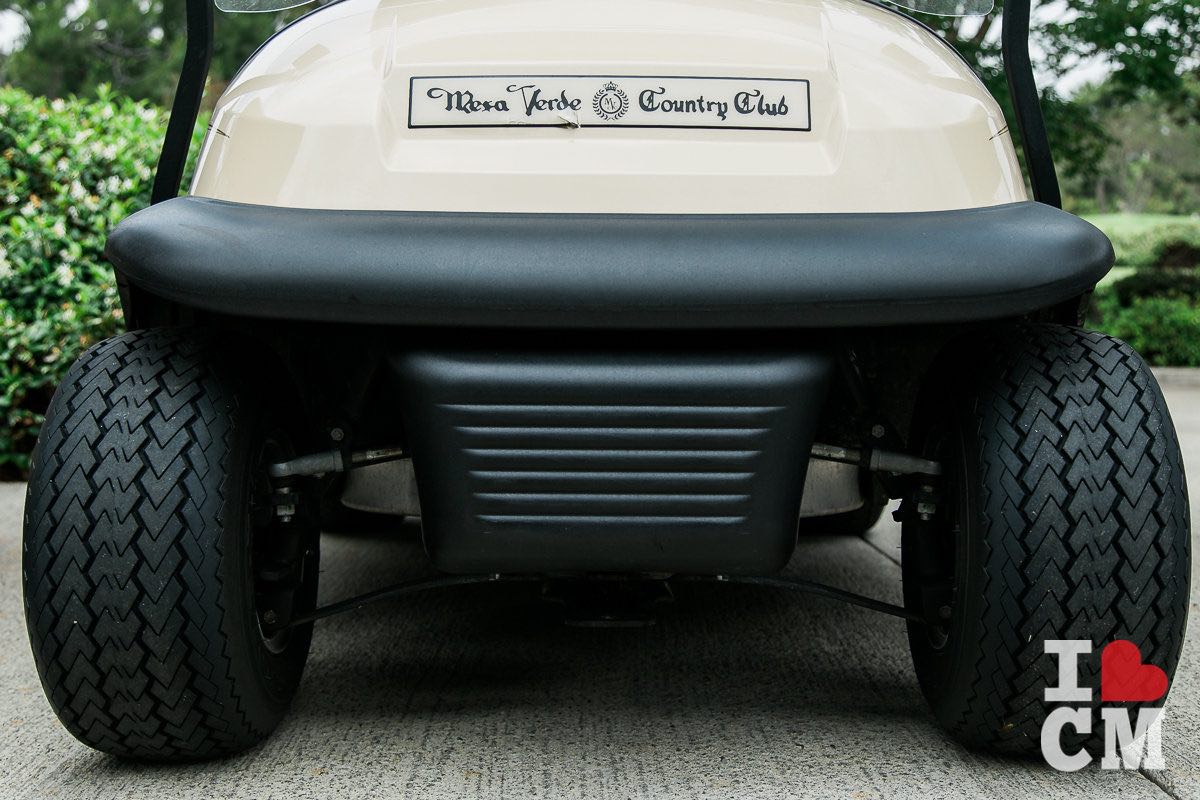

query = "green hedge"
[
  {"left": 1089, "top": 263, "right": 1200, "bottom": 368},
  {"left": 1091, "top": 294, "right": 1200, "bottom": 367},
  {"left": 0, "top": 86, "right": 203, "bottom": 477},
  {"left": 1085, "top": 216, "right": 1200, "bottom": 367}
]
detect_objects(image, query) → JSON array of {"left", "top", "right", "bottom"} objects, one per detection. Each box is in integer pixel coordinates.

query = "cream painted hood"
[{"left": 191, "top": 0, "right": 1026, "bottom": 213}]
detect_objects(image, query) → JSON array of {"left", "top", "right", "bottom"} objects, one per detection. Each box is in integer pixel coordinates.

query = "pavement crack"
[{"left": 1140, "top": 767, "right": 1183, "bottom": 799}]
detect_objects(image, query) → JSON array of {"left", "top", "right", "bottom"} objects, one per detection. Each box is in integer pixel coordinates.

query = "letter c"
[
  {"left": 1041, "top": 707, "right": 1092, "bottom": 772},
  {"left": 639, "top": 88, "right": 665, "bottom": 112}
]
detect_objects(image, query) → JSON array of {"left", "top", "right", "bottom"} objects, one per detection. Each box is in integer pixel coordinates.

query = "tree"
[
  {"left": 1043, "top": 0, "right": 1200, "bottom": 112},
  {"left": 926, "top": 0, "right": 1197, "bottom": 195},
  {"left": 0, "top": 1, "right": 285, "bottom": 104},
  {"left": 1067, "top": 75, "right": 1200, "bottom": 213}
]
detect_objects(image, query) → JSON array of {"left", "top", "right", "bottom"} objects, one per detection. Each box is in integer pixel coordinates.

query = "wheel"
[
  {"left": 797, "top": 474, "right": 888, "bottom": 536},
  {"left": 23, "top": 329, "right": 319, "bottom": 760},
  {"left": 903, "top": 324, "right": 1190, "bottom": 754}
]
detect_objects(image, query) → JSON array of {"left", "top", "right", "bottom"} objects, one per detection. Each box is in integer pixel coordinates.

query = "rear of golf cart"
[{"left": 23, "top": 0, "right": 1189, "bottom": 762}]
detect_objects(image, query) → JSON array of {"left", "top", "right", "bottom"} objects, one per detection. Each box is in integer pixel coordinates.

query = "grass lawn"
[
  {"left": 1097, "top": 266, "right": 1135, "bottom": 287},
  {"left": 1083, "top": 213, "right": 1200, "bottom": 237},
  {"left": 1081, "top": 213, "right": 1200, "bottom": 271}
]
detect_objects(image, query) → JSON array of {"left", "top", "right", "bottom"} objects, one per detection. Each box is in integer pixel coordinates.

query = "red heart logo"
[{"left": 1101, "top": 640, "right": 1168, "bottom": 702}]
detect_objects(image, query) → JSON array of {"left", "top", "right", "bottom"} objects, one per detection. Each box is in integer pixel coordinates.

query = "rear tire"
[
  {"left": 903, "top": 324, "right": 1190, "bottom": 754},
  {"left": 23, "top": 329, "right": 319, "bottom": 760}
]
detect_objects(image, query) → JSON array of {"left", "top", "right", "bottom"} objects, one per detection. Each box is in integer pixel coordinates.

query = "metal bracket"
[
  {"left": 268, "top": 446, "right": 406, "bottom": 479},
  {"left": 810, "top": 442, "right": 942, "bottom": 477}
]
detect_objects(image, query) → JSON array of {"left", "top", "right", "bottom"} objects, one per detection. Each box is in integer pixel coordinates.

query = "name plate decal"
[{"left": 408, "top": 75, "right": 811, "bottom": 131}]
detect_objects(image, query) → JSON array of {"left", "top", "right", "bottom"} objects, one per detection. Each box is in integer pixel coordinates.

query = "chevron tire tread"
[
  {"left": 22, "top": 328, "right": 314, "bottom": 760},
  {"left": 905, "top": 324, "right": 1190, "bottom": 754}
]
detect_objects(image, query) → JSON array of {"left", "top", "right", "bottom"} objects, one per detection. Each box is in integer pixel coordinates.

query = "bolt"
[
  {"left": 262, "top": 610, "right": 279, "bottom": 625},
  {"left": 871, "top": 424, "right": 886, "bottom": 439},
  {"left": 330, "top": 427, "right": 345, "bottom": 442},
  {"left": 274, "top": 485, "right": 296, "bottom": 521},
  {"left": 938, "top": 605, "right": 953, "bottom": 620}
]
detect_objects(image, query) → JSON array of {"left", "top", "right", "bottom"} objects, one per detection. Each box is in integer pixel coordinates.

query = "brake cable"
[{"left": 279, "top": 571, "right": 923, "bottom": 630}]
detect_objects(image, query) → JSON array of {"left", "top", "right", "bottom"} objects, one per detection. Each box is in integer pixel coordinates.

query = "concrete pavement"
[{"left": 1, "top": 376, "right": 1197, "bottom": 799}]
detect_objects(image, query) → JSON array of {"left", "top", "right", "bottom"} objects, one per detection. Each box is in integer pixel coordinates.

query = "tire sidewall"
[
  {"left": 216, "top": 358, "right": 317, "bottom": 725},
  {"left": 903, "top": 398, "right": 991, "bottom": 728}
]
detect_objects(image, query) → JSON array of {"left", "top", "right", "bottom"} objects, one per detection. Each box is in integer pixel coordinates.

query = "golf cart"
[{"left": 23, "top": 0, "right": 1190, "bottom": 761}]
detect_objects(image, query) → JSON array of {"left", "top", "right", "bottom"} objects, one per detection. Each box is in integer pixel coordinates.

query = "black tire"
[
  {"left": 23, "top": 329, "right": 319, "bottom": 760},
  {"left": 904, "top": 324, "right": 1190, "bottom": 754}
]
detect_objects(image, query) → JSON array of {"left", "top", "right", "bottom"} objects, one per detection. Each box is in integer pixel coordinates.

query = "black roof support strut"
[
  {"left": 150, "top": 0, "right": 213, "bottom": 205},
  {"left": 1001, "top": 0, "right": 1062, "bottom": 208}
]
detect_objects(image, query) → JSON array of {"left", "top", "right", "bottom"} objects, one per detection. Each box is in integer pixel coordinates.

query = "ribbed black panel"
[
  {"left": 453, "top": 403, "right": 774, "bottom": 528},
  {"left": 394, "top": 349, "right": 832, "bottom": 574}
]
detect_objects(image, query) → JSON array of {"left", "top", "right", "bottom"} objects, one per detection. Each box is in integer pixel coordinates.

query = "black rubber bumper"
[{"left": 106, "top": 197, "right": 1113, "bottom": 328}]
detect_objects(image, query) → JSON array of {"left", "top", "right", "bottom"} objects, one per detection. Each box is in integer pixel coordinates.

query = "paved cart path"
[{"left": 1, "top": 377, "right": 1198, "bottom": 800}]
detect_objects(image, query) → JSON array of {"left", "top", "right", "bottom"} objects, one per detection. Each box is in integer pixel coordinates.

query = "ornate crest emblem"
[{"left": 592, "top": 81, "right": 629, "bottom": 121}]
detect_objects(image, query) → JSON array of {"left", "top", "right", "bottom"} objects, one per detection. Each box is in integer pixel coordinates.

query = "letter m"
[{"left": 1101, "top": 708, "right": 1166, "bottom": 770}]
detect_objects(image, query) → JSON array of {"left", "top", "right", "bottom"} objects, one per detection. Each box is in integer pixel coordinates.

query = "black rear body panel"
[
  {"left": 106, "top": 198, "right": 1112, "bottom": 330},
  {"left": 393, "top": 348, "right": 833, "bottom": 574}
]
